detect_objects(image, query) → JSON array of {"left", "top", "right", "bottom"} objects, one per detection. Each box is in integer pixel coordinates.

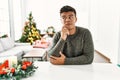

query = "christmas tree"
[{"left": 19, "top": 12, "right": 41, "bottom": 45}]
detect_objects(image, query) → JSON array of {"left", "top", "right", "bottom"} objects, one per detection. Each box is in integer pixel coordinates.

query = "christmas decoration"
[
  {"left": 0, "top": 59, "right": 38, "bottom": 80},
  {"left": 19, "top": 12, "right": 41, "bottom": 45},
  {"left": 46, "top": 26, "right": 55, "bottom": 37},
  {"left": 0, "top": 34, "right": 8, "bottom": 38}
]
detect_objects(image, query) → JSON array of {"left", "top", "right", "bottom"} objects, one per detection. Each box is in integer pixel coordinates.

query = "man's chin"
[
  {"left": 65, "top": 23, "right": 71, "bottom": 25},
  {"left": 64, "top": 24, "right": 71, "bottom": 27}
]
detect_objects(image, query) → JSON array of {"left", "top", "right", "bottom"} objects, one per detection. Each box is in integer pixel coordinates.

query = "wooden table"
[
  {"left": 23, "top": 49, "right": 46, "bottom": 61},
  {"left": 22, "top": 62, "right": 120, "bottom": 80}
]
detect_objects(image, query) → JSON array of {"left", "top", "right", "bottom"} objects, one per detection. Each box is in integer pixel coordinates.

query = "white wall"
[
  {"left": 25, "top": 0, "right": 90, "bottom": 32},
  {"left": 12, "top": 0, "right": 22, "bottom": 40},
  {"left": 11, "top": 0, "right": 27, "bottom": 40},
  {"left": 0, "top": 0, "right": 10, "bottom": 37},
  {"left": 90, "top": 0, "right": 120, "bottom": 64},
  {"left": 118, "top": 16, "right": 120, "bottom": 64}
]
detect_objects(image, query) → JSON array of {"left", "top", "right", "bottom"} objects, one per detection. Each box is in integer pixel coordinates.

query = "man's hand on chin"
[{"left": 50, "top": 51, "right": 66, "bottom": 65}]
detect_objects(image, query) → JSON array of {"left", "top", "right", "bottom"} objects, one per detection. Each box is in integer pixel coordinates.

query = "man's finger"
[
  {"left": 50, "top": 56, "right": 58, "bottom": 59},
  {"left": 59, "top": 51, "right": 63, "bottom": 55},
  {"left": 59, "top": 51, "right": 64, "bottom": 56},
  {"left": 50, "top": 58, "right": 56, "bottom": 64}
]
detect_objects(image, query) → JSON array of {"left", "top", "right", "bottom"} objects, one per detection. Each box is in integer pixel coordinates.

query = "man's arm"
[
  {"left": 64, "top": 29, "right": 94, "bottom": 65},
  {"left": 48, "top": 26, "right": 69, "bottom": 57},
  {"left": 47, "top": 32, "right": 66, "bottom": 57}
]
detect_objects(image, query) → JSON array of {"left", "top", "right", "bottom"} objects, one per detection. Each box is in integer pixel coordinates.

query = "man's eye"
[
  {"left": 69, "top": 15, "right": 73, "bottom": 18},
  {"left": 62, "top": 17, "right": 66, "bottom": 19}
]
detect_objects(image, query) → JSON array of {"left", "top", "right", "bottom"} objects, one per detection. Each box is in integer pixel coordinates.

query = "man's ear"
[
  {"left": 75, "top": 17, "right": 77, "bottom": 23},
  {"left": 76, "top": 17, "right": 77, "bottom": 22}
]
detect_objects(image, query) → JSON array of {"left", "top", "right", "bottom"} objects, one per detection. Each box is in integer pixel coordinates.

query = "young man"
[{"left": 48, "top": 5, "right": 94, "bottom": 65}]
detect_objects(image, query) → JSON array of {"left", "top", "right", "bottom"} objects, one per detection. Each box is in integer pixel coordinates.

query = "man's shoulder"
[
  {"left": 53, "top": 31, "right": 61, "bottom": 38},
  {"left": 76, "top": 26, "right": 92, "bottom": 37},
  {"left": 56, "top": 31, "right": 61, "bottom": 35},
  {"left": 76, "top": 26, "right": 89, "bottom": 32}
]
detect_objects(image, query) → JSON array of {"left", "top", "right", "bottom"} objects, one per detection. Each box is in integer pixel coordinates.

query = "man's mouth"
[{"left": 65, "top": 23, "right": 71, "bottom": 25}]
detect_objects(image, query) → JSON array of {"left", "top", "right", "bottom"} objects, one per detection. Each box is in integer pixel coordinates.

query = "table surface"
[{"left": 22, "top": 62, "right": 120, "bottom": 80}]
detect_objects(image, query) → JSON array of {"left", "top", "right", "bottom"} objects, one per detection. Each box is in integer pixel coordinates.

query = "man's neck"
[{"left": 68, "top": 27, "right": 76, "bottom": 35}]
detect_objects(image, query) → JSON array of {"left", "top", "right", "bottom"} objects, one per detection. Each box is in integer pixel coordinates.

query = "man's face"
[{"left": 60, "top": 11, "right": 77, "bottom": 29}]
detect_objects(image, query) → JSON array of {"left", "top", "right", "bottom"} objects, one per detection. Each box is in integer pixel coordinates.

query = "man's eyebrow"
[
  {"left": 61, "top": 15, "right": 66, "bottom": 17},
  {"left": 61, "top": 14, "right": 73, "bottom": 17},
  {"left": 69, "top": 14, "right": 74, "bottom": 16}
]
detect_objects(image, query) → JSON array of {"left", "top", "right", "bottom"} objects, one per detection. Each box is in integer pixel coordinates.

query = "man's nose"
[{"left": 65, "top": 17, "right": 71, "bottom": 21}]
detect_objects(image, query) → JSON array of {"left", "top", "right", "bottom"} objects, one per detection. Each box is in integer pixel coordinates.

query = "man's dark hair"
[{"left": 60, "top": 5, "right": 76, "bottom": 16}]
